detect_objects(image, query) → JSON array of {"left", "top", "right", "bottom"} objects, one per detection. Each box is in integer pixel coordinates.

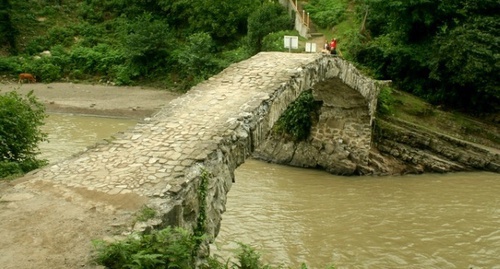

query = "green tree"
[
  {"left": 0, "top": 0, "right": 17, "bottom": 52},
  {"left": 116, "top": 13, "right": 174, "bottom": 81},
  {"left": 247, "top": 1, "right": 293, "bottom": 53},
  {"left": 0, "top": 91, "right": 48, "bottom": 178},
  {"left": 304, "top": 0, "right": 347, "bottom": 29},
  {"left": 429, "top": 15, "right": 500, "bottom": 111},
  {"left": 173, "top": 32, "right": 225, "bottom": 89},
  {"left": 156, "top": 0, "right": 258, "bottom": 41},
  {"left": 352, "top": 0, "right": 499, "bottom": 113}
]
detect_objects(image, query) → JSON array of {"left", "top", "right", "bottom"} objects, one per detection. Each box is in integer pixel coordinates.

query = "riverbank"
[
  {"left": 0, "top": 82, "right": 180, "bottom": 119},
  {"left": 0, "top": 82, "right": 180, "bottom": 269}
]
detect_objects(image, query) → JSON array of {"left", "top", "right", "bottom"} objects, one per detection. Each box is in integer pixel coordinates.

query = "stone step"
[{"left": 309, "top": 32, "right": 324, "bottom": 37}]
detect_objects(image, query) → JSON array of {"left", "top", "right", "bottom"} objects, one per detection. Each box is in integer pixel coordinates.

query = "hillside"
[{"left": 2, "top": 0, "right": 498, "bottom": 153}]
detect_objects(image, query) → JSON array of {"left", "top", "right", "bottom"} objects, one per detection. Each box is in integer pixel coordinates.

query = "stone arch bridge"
[{"left": 4, "top": 52, "right": 382, "bottom": 257}]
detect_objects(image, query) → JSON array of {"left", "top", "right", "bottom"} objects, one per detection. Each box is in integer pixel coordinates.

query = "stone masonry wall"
[{"left": 253, "top": 57, "right": 384, "bottom": 175}]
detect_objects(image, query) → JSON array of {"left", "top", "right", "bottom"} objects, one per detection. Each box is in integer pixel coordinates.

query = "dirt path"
[{"left": 0, "top": 82, "right": 181, "bottom": 269}]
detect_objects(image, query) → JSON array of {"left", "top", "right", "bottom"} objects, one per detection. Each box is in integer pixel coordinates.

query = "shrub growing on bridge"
[
  {"left": 274, "top": 90, "right": 320, "bottom": 141},
  {"left": 0, "top": 90, "right": 47, "bottom": 178}
]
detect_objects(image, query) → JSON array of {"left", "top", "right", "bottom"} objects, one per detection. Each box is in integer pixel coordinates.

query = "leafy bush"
[
  {"left": 219, "top": 45, "right": 252, "bottom": 65},
  {"left": 274, "top": 90, "right": 319, "bottom": 141},
  {"left": 304, "top": 0, "right": 347, "bottom": 29},
  {"left": 69, "top": 46, "right": 103, "bottom": 73},
  {"left": 233, "top": 243, "right": 269, "bottom": 269},
  {"left": 0, "top": 56, "right": 21, "bottom": 73},
  {"left": 352, "top": 0, "right": 499, "bottom": 113},
  {"left": 0, "top": 161, "right": 23, "bottom": 179},
  {"left": 47, "top": 26, "right": 76, "bottom": 47},
  {"left": 376, "top": 86, "right": 395, "bottom": 116},
  {"left": 0, "top": 91, "right": 48, "bottom": 178},
  {"left": 24, "top": 36, "right": 50, "bottom": 55},
  {"left": 111, "top": 64, "right": 134, "bottom": 86},
  {"left": 261, "top": 31, "right": 287, "bottom": 52},
  {"left": 94, "top": 225, "right": 284, "bottom": 269},
  {"left": 247, "top": 2, "right": 293, "bottom": 54},
  {"left": 0, "top": 0, "right": 17, "bottom": 52},
  {"left": 32, "top": 61, "right": 62, "bottom": 82},
  {"left": 174, "top": 32, "right": 225, "bottom": 84},
  {"left": 93, "top": 227, "right": 198, "bottom": 269}
]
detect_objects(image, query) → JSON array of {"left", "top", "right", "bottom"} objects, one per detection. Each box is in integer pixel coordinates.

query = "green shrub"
[
  {"left": 33, "top": 62, "right": 62, "bottom": 82},
  {"left": 69, "top": 46, "right": 102, "bottom": 73},
  {"left": 24, "top": 36, "right": 50, "bottom": 55},
  {"left": 0, "top": 161, "right": 23, "bottom": 179},
  {"left": 135, "top": 206, "right": 156, "bottom": 222},
  {"left": 47, "top": 26, "right": 76, "bottom": 47},
  {"left": 274, "top": 90, "right": 319, "bottom": 141},
  {"left": 247, "top": 2, "right": 293, "bottom": 53},
  {"left": 93, "top": 227, "right": 198, "bottom": 269},
  {"left": 0, "top": 91, "right": 48, "bottom": 178},
  {"left": 234, "top": 243, "right": 269, "bottom": 269},
  {"left": 219, "top": 45, "right": 252, "bottom": 65},
  {"left": 0, "top": 56, "right": 21, "bottom": 73},
  {"left": 304, "top": 0, "right": 347, "bottom": 29},
  {"left": 111, "top": 64, "right": 134, "bottom": 85},
  {"left": 174, "top": 32, "right": 222, "bottom": 81},
  {"left": 261, "top": 31, "right": 287, "bottom": 52},
  {"left": 376, "top": 86, "right": 395, "bottom": 116}
]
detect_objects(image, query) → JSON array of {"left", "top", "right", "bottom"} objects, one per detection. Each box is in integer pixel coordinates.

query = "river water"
[
  {"left": 39, "top": 113, "right": 137, "bottom": 163},
  {"left": 41, "top": 114, "right": 500, "bottom": 269}
]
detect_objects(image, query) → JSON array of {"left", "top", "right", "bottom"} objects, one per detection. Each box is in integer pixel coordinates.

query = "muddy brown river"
[{"left": 41, "top": 114, "right": 500, "bottom": 269}]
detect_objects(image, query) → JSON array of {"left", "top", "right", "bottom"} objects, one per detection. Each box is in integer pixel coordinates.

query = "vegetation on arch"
[
  {"left": 274, "top": 90, "right": 320, "bottom": 142},
  {"left": 0, "top": 90, "right": 48, "bottom": 179}
]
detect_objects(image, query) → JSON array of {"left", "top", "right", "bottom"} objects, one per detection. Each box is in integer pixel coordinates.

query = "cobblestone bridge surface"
[
  {"left": 2, "top": 52, "right": 349, "bottom": 268},
  {"left": 26, "top": 52, "right": 322, "bottom": 197}
]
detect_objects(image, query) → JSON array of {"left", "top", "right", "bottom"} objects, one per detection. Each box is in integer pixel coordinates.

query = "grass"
[{"left": 135, "top": 206, "right": 157, "bottom": 222}]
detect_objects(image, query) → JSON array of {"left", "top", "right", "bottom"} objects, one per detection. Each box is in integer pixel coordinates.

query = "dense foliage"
[
  {"left": 0, "top": 0, "right": 294, "bottom": 90},
  {"left": 304, "top": 0, "right": 347, "bottom": 29},
  {"left": 274, "top": 90, "right": 320, "bottom": 141},
  {"left": 93, "top": 227, "right": 198, "bottom": 269},
  {"left": 351, "top": 0, "right": 499, "bottom": 113},
  {"left": 0, "top": 91, "right": 47, "bottom": 178},
  {"left": 247, "top": 1, "right": 293, "bottom": 53},
  {"left": 0, "top": 0, "right": 16, "bottom": 53},
  {"left": 94, "top": 226, "right": 326, "bottom": 269}
]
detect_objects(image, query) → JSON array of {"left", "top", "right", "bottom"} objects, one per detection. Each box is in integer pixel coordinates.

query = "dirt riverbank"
[
  {"left": 0, "top": 82, "right": 180, "bottom": 119},
  {"left": 0, "top": 82, "right": 180, "bottom": 269}
]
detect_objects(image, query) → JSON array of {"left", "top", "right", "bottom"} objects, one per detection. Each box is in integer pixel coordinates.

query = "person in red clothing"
[{"left": 330, "top": 38, "right": 337, "bottom": 55}]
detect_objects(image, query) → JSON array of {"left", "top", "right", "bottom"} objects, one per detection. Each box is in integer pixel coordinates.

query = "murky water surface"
[
  {"left": 40, "top": 113, "right": 137, "bottom": 163},
  {"left": 41, "top": 114, "right": 499, "bottom": 268},
  {"left": 214, "top": 159, "right": 500, "bottom": 269}
]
